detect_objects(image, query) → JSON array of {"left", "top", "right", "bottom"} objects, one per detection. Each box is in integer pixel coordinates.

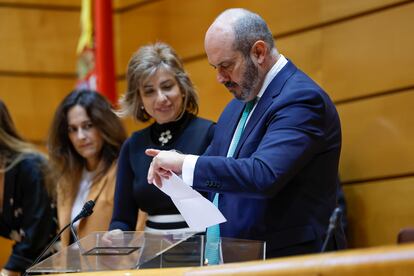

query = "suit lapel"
[{"left": 233, "top": 61, "right": 297, "bottom": 157}]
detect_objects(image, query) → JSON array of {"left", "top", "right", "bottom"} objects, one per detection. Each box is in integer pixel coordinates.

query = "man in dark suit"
[{"left": 147, "top": 8, "right": 344, "bottom": 259}]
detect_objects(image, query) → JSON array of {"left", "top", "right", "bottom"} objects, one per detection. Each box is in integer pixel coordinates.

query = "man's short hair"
[{"left": 231, "top": 10, "right": 274, "bottom": 57}]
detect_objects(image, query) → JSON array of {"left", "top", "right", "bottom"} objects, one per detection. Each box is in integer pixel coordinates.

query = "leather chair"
[{"left": 397, "top": 228, "right": 414, "bottom": 244}]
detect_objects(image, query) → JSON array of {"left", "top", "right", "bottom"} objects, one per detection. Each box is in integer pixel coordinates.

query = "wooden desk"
[{"left": 47, "top": 243, "right": 414, "bottom": 276}]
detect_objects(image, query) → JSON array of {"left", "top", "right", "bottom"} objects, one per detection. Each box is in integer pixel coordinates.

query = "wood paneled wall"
[{"left": 0, "top": 0, "right": 413, "bottom": 260}]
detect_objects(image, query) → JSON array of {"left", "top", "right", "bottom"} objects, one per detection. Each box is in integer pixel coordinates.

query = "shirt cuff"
[{"left": 182, "top": 155, "right": 199, "bottom": 186}]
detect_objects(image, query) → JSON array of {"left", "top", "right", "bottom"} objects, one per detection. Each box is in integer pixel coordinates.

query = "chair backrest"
[{"left": 397, "top": 228, "right": 414, "bottom": 244}]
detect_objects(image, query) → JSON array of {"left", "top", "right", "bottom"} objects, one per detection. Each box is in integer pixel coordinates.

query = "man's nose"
[{"left": 217, "top": 69, "right": 229, "bottom": 84}]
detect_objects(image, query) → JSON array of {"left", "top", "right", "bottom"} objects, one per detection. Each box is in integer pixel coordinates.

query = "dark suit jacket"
[{"left": 193, "top": 61, "right": 342, "bottom": 257}]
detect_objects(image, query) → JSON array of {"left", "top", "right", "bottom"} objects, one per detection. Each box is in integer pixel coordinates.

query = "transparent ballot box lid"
[{"left": 27, "top": 231, "right": 266, "bottom": 273}]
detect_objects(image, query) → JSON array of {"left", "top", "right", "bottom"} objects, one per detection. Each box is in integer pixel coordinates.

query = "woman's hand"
[{"left": 101, "top": 229, "right": 124, "bottom": 247}]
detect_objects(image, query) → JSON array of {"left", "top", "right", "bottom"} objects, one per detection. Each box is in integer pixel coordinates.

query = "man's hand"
[{"left": 146, "top": 149, "right": 186, "bottom": 187}]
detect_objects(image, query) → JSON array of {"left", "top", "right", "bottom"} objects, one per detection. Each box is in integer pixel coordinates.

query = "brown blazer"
[{"left": 57, "top": 163, "right": 117, "bottom": 247}]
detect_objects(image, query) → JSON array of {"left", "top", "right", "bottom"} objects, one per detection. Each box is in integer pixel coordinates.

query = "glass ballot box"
[{"left": 27, "top": 231, "right": 266, "bottom": 274}]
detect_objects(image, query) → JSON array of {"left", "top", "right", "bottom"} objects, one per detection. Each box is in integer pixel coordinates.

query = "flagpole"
[{"left": 94, "top": 0, "right": 117, "bottom": 105}]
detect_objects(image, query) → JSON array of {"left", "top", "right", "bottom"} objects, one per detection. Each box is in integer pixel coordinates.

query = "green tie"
[
  {"left": 227, "top": 100, "right": 256, "bottom": 157},
  {"left": 205, "top": 99, "right": 256, "bottom": 265}
]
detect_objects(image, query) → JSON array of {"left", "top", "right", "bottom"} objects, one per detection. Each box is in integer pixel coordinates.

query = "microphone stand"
[
  {"left": 321, "top": 207, "right": 342, "bottom": 253},
  {"left": 70, "top": 219, "right": 88, "bottom": 255},
  {"left": 23, "top": 200, "right": 95, "bottom": 276},
  {"left": 70, "top": 222, "right": 80, "bottom": 245},
  {"left": 70, "top": 217, "right": 94, "bottom": 272}
]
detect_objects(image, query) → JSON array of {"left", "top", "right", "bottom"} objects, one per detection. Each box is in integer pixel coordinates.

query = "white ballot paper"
[{"left": 158, "top": 173, "right": 226, "bottom": 230}]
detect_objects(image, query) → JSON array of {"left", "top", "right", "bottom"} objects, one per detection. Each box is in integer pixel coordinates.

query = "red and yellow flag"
[{"left": 76, "top": 0, "right": 117, "bottom": 105}]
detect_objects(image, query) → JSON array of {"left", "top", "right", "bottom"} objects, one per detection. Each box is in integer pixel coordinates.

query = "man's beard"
[{"left": 224, "top": 57, "right": 260, "bottom": 101}]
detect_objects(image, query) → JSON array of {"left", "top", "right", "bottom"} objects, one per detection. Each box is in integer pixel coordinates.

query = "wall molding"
[
  {"left": 334, "top": 85, "right": 414, "bottom": 105},
  {"left": 342, "top": 172, "right": 414, "bottom": 186},
  {"left": 114, "top": 0, "right": 162, "bottom": 13},
  {"left": 0, "top": 2, "right": 80, "bottom": 11},
  {"left": 0, "top": 70, "right": 76, "bottom": 79}
]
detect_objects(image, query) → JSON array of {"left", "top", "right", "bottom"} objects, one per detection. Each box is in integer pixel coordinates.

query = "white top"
[
  {"left": 71, "top": 168, "right": 94, "bottom": 228},
  {"left": 182, "top": 55, "right": 288, "bottom": 186}
]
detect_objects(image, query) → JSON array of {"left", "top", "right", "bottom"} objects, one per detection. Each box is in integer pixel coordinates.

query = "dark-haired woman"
[{"left": 48, "top": 90, "right": 127, "bottom": 246}]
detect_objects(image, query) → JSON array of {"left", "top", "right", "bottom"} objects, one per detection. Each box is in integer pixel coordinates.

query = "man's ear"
[{"left": 250, "top": 40, "right": 267, "bottom": 65}]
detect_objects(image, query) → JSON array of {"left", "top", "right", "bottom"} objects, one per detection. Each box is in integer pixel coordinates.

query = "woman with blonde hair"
[
  {"left": 109, "top": 42, "right": 214, "bottom": 234},
  {"left": 0, "top": 100, "right": 56, "bottom": 276},
  {"left": 48, "top": 90, "right": 126, "bottom": 246}
]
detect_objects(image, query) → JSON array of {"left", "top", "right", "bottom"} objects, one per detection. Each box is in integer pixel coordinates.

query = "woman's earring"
[{"left": 140, "top": 105, "right": 145, "bottom": 110}]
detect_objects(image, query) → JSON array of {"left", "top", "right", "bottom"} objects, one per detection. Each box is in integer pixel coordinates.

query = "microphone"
[
  {"left": 70, "top": 200, "right": 95, "bottom": 242},
  {"left": 24, "top": 200, "right": 95, "bottom": 275},
  {"left": 321, "top": 207, "right": 342, "bottom": 252},
  {"left": 73, "top": 200, "right": 95, "bottom": 223}
]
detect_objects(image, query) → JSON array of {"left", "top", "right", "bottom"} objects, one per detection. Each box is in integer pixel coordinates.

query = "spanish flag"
[{"left": 76, "top": 0, "right": 117, "bottom": 105}]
